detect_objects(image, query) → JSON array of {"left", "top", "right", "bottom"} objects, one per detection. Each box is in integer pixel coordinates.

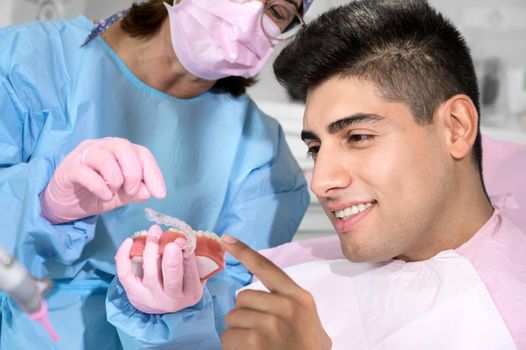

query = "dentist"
[{"left": 0, "top": 0, "right": 313, "bottom": 348}]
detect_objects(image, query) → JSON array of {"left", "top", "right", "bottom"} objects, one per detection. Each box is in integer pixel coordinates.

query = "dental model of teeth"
[{"left": 129, "top": 209, "right": 226, "bottom": 281}]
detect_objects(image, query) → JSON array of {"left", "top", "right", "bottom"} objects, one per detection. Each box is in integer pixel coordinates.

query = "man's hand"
[{"left": 220, "top": 235, "right": 332, "bottom": 350}]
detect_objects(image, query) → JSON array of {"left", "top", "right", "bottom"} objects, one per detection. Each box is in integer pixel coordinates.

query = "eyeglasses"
[
  {"left": 233, "top": 0, "right": 305, "bottom": 40},
  {"left": 262, "top": 0, "right": 305, "bottom": 40}
]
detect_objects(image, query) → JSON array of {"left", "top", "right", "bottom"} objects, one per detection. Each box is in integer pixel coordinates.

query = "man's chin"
[
  {"left": 341, "top": 243, "right": 368, "bottom": 262},
  {"left": 340, "top": 243, "right": 393, "bottom": 263}
]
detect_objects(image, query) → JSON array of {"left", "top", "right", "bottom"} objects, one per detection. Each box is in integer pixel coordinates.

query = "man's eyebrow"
[
  {"left": 301, "top": 113, "right": 386, "bottom": 141},
  {"left": 301, "top": 130, "right": 318, "bottom": 141},
  {"left": 327, "top": 113, "right": 386, "bottom": 134}
]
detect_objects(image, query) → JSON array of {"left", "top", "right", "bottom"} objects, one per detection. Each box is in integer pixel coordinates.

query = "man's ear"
[{"left": 436, "top": 94, "right": 479, "bottom": 160}]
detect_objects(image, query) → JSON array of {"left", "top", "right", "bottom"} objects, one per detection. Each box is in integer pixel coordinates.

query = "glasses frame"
[
  {"left": 230, "top": 0, "right": 306, "bottom": 40},
  {"left": 259, "top": 0, "right": 305, "bottom": 41},
  {"left": 260, "top": 0, "right": 306, "bottom": 41}
]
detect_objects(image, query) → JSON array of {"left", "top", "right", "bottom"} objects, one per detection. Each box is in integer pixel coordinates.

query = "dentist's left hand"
[
  {"left": 115, "top": 225, "right": 204, "bottom": 314},
  {"left": 41, "top": 137, "right": 166, "bottom": 223}
]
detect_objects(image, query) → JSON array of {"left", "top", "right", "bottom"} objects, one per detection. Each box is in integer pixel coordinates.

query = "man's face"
[{"left": 303, "top": 76, "right": 453, "bottom": 262}]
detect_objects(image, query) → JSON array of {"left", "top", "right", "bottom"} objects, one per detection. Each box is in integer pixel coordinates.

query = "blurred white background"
[{"left": 2, "top": 0, "right": 525, "bottom": 238}]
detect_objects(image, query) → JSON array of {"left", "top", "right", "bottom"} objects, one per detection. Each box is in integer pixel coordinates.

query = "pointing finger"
[{"left": 220, "top": 235, "right": 301, "bottom": 297}]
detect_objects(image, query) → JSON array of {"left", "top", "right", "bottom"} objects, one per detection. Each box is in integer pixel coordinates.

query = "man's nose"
[{"left": 310, "top": 149, "right": 352, "bottom": 198}]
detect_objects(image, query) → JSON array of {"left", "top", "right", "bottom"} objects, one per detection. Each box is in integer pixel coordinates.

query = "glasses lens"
[{"left": 262, "top": 1, "right": 304, "bottom": 40}]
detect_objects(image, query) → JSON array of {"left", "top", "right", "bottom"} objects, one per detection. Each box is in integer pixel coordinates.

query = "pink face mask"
[{"left": 164, "top": 0, "right": 281, "bottom": 80}]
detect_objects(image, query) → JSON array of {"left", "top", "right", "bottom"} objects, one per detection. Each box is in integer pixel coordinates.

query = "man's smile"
[
  {"left": 326, "top": 200, "right": 377, "bottom": 233},
  {"left": 334, "top": 201, "right": 375, "bottom": 220}
]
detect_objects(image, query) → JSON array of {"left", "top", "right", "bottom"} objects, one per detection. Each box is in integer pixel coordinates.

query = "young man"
[{"left": 220, "top": 1, "right": 526, "bottom": 349}]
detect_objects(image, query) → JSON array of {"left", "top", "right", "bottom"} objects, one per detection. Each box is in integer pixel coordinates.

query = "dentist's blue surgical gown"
[{"left": 0, "top": 17, "right": 308, "bottom": 349}]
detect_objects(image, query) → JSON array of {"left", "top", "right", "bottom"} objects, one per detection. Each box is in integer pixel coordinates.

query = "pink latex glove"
[
  {"left": 115, "top": 224, "right": 204, "bottom": 314},
  {"left": 41, "top": 138, "right": 166, "bottom": 224}
]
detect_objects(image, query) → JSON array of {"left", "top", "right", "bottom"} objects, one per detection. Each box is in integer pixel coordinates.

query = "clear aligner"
[{"left": 144, "top": 208, "right": 196, "bottom": 256}]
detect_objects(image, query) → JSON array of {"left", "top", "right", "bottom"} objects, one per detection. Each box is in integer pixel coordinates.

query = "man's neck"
[
  {"left": 399, "top": 171, "right": 494, "bottom": 262},
  {"left": 101, "top": 19, "right": 215, "bottom": 99}
]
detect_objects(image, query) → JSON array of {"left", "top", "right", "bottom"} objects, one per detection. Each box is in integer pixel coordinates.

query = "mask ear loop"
[{"left": 144, "top": 208, "right": 197, "bottom": 256}]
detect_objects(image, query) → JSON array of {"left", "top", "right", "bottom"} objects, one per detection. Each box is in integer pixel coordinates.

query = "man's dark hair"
[
  {"left": 120, "top": 0, "right": 255, "bottom": 97},
  {"left": 274, "top": 0, "right": 484, "bottom": 175}
]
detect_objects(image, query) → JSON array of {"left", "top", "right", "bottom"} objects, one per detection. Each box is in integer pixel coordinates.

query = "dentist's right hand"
[{"left": 41, "top": 137, "right": 166, "bottom": 224}]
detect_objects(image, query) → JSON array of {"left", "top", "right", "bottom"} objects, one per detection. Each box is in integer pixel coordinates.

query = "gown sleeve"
[
  {"left": 106, "top": 124, "right": 309, "bottom": 349},
  {"left": 0, "top": 35, "right": 96, "bottom": 274}
]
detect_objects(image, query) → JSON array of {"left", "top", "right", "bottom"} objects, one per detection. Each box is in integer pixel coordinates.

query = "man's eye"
[
  {"left": 348, "top": 134, "right": 374, "bottom": 143},
  {"left": 306, "top": 146, "right": 320, "bottom": 159}
]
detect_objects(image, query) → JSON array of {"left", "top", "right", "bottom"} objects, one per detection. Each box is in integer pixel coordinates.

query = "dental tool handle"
[
  {"left": 0, "top": 245, "right": 49, "bottom": 313},
  {"left": 0, "top": 245, "right": 59, "bottom": 341}
]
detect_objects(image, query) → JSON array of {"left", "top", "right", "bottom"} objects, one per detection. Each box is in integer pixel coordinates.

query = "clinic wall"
[
  {"left": 431, "top": 0, "right": 526, "bottom": 130},
  {"left": 0, "top": 0, "right": 134, "bottom": 27},
  {"left": 83, "top": 0, "right": 134, "bottom": 20}
]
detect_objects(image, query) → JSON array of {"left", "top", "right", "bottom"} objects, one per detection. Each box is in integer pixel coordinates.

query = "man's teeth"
[{"left": 334, "top": 202, "right": 373, "bottom": 219}]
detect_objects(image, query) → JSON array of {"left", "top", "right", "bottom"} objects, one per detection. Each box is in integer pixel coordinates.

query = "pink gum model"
[{"left": 130, "top": 228, "right": 226, "bottom": 281}]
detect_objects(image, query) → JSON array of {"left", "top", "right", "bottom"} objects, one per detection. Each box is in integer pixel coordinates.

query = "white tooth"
[
  {"left": 132, "top": 230, "right": 147, "bottom": 238},
  {"left": 335, "top": 202, "right": 375, "bottom": 219}
]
